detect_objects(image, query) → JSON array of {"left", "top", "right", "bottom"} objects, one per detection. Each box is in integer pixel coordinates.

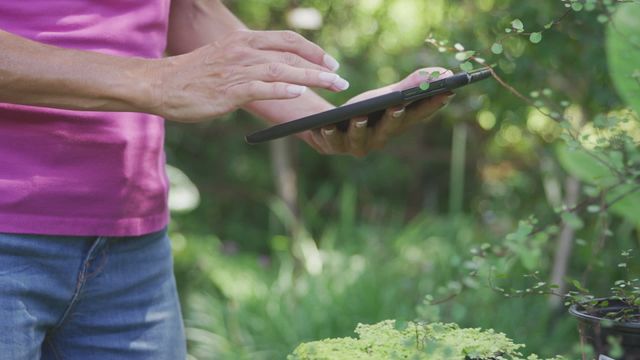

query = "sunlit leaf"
[
  {"left": 606, "top": 2, "right": 640, "bottom": 117},
  {"left": 511, "top": 18, "right": 524, "bottom": 30},
  {"left": 529, "top": 32, "right": 542, "bottom": 44},
  {"left": 460, "top": 61, "right": 474, "bottom": 72}
]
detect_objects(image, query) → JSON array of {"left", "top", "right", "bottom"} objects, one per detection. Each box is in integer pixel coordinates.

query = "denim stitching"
[
  {"left": 50, "top": 237, "right": 107, "bottom": 331},
  {"left": 44, "top": 335, "right": 63, "bottom": 360},
  {"left": 85, "top": 244, "right": 109, "bottom": 280}
]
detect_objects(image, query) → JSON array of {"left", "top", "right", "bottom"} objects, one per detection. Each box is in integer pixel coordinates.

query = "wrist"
[{"left": 121, "top": 57, "right": 166, "bottom": 116}]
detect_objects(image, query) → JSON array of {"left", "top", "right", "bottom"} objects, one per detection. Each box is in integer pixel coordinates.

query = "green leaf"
[
  {"left": 586, "top": 205, "right": 601, "bottom": 213},
  {"left": 571, "top": 2, "right": 584, "bottom": 11},
  {"left": 455, "top": 51, "right": 475, "bottom": 61},
  {"left": 606, "top": 185, "right": 640, "bottom": 226},
  {"left": 419, "top": 82, "right": 430, "bottom": 91},
  {"left": 529, "top": 32, "right": 542, "bottom": 44},
  {"left": 460, "top": 61, "right": 474, "bottom": 72},
  {"left": 491, "top": 43, "right": 503, "bottom": 54},
  {"left": 570, "top": 279, "right": 589, "bottom": 293},
  {"left": 511, "top": 19, "right": 524, "bottom": 31},
  {"left": 606, "top": 2, "right": 640, "bottom": 118},
  {"left": 555, "top": 144, "right": 617, "bottom": 187},
  {"left": 561, "top": 212, "right": 584, "bottom": 230}
]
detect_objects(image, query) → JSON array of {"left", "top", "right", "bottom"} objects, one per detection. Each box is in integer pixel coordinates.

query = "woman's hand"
[
  {"left": 148, "top": 30, "right": 349, "bottom": 123},
  {"left": 304, "top": 67, "right": 455, "bottom": 157}
]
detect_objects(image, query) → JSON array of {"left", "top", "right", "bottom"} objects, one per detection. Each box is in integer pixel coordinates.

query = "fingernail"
[
  {"left": 322, "top": 127, "right": 336, "bottom": 136},
  {"left": 392, "top": 107, "right": 405, "bottom": 118},
  {"left": 355, "top": 118, "right": 368, "bottom": 128},
  {"left": 287, "top": 85, "right": 307, "bottom": 96},
  {"left": 319, "top": 72, "right": 339, "bottom": 83},
  {"left": 323, "top": 54, "right": 340, "bottom": 71},
  {"left": 334, "top": 77, "right": 350, "bottom": 91}
]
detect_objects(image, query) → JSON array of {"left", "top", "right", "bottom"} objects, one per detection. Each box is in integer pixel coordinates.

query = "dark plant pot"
[{"left": 569, "top": 298, "right": 640, "bottom": 360}]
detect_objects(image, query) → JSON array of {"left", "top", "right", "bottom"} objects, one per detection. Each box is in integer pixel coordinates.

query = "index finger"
[{"left": 247, "top": 30, "right": 340, "bottom": 71}]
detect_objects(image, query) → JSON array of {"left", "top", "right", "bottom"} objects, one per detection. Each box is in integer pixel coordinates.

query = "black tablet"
[{"left": 245, "top": 68, "right": 492, "bottom": 144}]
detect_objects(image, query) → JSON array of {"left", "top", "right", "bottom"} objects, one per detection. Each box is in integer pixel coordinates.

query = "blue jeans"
[{"left": 0, "top": 228, "right": 186, "bottom": 359}]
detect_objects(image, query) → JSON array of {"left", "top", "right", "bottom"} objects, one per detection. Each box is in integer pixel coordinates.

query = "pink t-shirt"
[{"left": 0, "top": 0, "right": 171, "bottom": 236}]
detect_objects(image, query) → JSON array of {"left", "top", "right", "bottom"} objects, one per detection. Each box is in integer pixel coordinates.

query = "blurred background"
[{"left": 164, "top": 0, "right": 637, "bottom": 358}]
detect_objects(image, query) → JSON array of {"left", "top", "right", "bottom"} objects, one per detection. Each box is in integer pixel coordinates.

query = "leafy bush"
[
  {"left": 289, "top": 320, "right": 561, "bottom": 360},
  {"left": 174, "top": 213, "right": 577, "bottom": 359}
]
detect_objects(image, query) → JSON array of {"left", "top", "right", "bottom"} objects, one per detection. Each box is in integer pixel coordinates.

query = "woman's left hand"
[{"left": 304, "top": 67, "right": 455, "bottom": 157}]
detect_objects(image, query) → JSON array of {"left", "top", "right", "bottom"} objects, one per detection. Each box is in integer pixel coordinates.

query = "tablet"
[{"left": 245, "top": 68, "right": 492, "bottom": 144}]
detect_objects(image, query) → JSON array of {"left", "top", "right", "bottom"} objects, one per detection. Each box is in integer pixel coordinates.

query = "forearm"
[
  {"left": 0, "top": 29, "right": 153, "bottom": 113},
  {"left": 167, "top": 0, "right": 337, "bottom": 125}
]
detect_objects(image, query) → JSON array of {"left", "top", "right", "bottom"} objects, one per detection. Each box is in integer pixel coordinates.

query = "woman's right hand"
[{"left": 146, "top": 30, "right": 349, "bottom": 123}]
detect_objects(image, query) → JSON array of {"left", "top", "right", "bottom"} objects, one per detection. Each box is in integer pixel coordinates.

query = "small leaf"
[
  {"left": 455, "top": 50, "right": 475, "bottom": 61},
  {"left": 511, "top": 19, "right": 524, "bottom": 30},
  {"left": 572, "top": 2, "right": 584, "bottom": 11},
  {"left": 597, "top": 14, "right": 609, "bottom": 23},
  {"left": 491, "top": 43, "right": 503, "bottom": 54},
  {"left": 544, "top": 22, "right": 554, "bottom": 29},
  {"left": 571, "top": 279, "right": 588, "bottom": 293},
  {"left": 561, "top": 212, "right": 584, "bottom": 230},
  {"left": 587, "top": 205, "right": 601, "bottom": 213},
  {"left": 529, "top": 32, "right": 542, "bottom": 44},
  {"left": 505, "top": 28, "right": 512, "bottom": 33},
  {"left": 460, "top": 61, "right": 474, "bottom": 72},
  {"left": 419, "top": 82, "right": 430, "bottom": 91}
]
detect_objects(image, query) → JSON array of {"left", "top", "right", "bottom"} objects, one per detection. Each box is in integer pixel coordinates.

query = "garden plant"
[{"left": 165, "top": 0, "right": 640, "bottom": 359}]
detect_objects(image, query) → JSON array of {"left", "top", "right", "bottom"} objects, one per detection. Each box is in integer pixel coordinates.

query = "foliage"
[
  {"left": 289, "top": 320, "right": 560, "bottom": 360},
  {"left": 417, "top": 0, "right": 640, "bottom": 326},
  {"left": 607, "top": 2, "right": 640, "bottom": 117},
  {"left": 167, "top": 0, "right": 640, "bottom": 359},
  {"left": 174, "top": 214, "right": 581, "bottom": 359}
]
